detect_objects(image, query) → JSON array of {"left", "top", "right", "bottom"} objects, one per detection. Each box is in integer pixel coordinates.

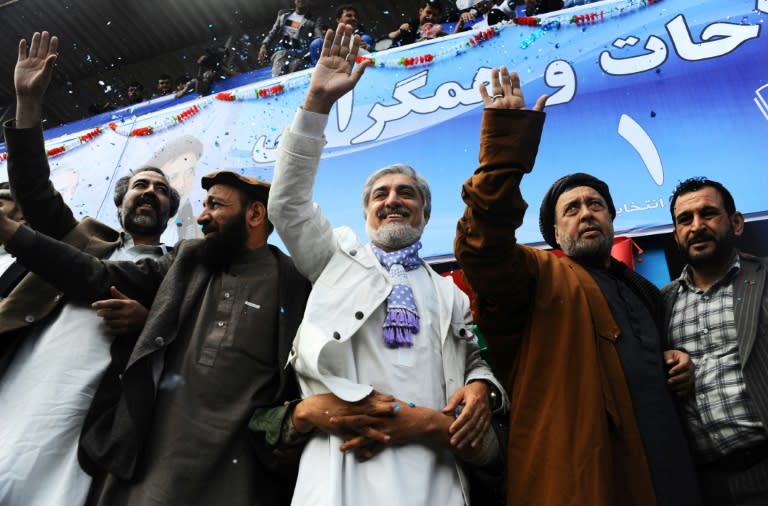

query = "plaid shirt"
[{"left": 668, "top": 256, "right": 767, "bottom": 460}]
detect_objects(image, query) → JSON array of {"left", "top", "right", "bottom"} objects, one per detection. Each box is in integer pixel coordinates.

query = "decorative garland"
[
  {"left": 355, "top": 0, "right": 661, "bottom": 66},
  {"left": 0, "top": 74, "right": 314, "bottom": 161},
  {"left": 107, "top": 103, "right": 205, "bottom": 137},
  {"left": 215, "top": 83, "right": 286, "bottom": 101},
  {"left": 356, "top": 26, "right": 499, "bottom": 69},
  {"left": 468, "top": 26, "right": 499, "bottom": 47},
  {"left": 0, "top": 0, "right": 662, "bottom": 162},
  {"left": 517, "top": 0, "right": 662, "bottom": 48},
  {"left": 517, "top": 0, "right": 661, "bottom": 27},
  {"left": 35, "top": 127, "right": 104, "bottom": 159},
  {"left": 519, "top": 20, "right": 562, "bottom": 49}
]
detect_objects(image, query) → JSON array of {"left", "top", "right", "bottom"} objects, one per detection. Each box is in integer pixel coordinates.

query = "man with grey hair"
[
  {"left": 360, "top": 163, "right": 432, "bottom": 257},
  {"left": 264, "top": 25, "right": 507, "bottom": 506}
]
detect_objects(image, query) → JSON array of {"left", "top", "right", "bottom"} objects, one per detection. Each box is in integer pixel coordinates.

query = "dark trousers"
[{"left": 699, "top": 445, "right": 768, "bottom": 506}]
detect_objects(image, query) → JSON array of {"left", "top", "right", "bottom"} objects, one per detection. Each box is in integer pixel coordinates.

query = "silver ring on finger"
[{"left": 490, "top": 94, "right": 503, "bottom": 103}]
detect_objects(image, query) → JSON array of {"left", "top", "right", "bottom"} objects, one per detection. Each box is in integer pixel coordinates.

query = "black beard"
[
  {"left": 122, "top": 195, "right": 166, "bottom": 236},
  {"left": 123, "top": 212, "right": 160, "bottom": 236},
  {"left": 678, "top": 227, "right": 736, "bottom": 269},
  {"left": 197, "top": 211, "right": 247, "bottom": 271}
]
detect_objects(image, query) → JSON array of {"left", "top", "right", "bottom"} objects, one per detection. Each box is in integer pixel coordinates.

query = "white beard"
[{"left": 366, "top": 220, "right": 424, "bottom": 250}]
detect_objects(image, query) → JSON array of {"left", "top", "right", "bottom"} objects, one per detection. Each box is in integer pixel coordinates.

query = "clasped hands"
[{"left": 292, "top": 381, "right": 492, "bottom": 462}]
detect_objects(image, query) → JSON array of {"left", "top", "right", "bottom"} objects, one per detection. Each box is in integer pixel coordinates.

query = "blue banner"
[{"left": 1, "top": 0, "right": 766, "bottom": 256}]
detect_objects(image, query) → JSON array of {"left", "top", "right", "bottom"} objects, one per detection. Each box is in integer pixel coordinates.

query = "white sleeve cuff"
[{"left": 291, "top": 108, "right": 329, "bottom": 139}]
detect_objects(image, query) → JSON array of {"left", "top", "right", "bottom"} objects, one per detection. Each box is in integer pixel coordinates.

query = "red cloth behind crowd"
[{"left": 442, "top": 236, "right": 643, "bottom": 317}]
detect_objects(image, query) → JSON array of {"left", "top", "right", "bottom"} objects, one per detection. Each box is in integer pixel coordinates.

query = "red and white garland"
[
  {"left": 356, "top": 26, "right": 499, "bottom": 69},
  {"left": 107, "top": 103, "right": 207, "bottom": 138},
  {"left": 0, "top": 0, "right": 662, "bottom": 162}
]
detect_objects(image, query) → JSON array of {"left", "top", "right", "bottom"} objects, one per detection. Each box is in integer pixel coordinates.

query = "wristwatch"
[{"left": 470, "top": 379, "right": 503, "bottom": 411}]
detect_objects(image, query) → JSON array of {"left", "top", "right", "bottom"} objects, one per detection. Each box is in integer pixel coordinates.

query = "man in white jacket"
[{"left": 267, "top": 24, "right": 507, "bottom": 506}]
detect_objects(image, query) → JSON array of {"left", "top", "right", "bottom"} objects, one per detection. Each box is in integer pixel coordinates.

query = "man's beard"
[
  {"left": 198, "top": 211, "right": 248, "bottom": 270},
  {"left": 122, "top": 195, "right": 167, "bottom": 237},
  {"left": 366, "top": 207, "right": 424, "bottom": 250},
  {"left": 367, "top": 222, "right": 423, "bottom": 250},
  {"left": 559, "top": 225, "right": 614, "bottom": 266},
  {"left": 678, "top": 226, "right": 735, "bottom": 269}
]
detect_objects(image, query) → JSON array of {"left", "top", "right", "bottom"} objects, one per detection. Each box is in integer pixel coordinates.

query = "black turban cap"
[{"left": 538, "top": 172, "right": 616, "bottom": 249}]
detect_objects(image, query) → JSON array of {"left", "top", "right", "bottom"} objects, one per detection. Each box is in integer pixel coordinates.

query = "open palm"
[
  {"left": 304, "top": 24, "right": 367, "bottom": 114},
  {"left": 480, "top": 67, "right": 547, "bottom": 112},
  {"left": 15, "top": 31, "right": 58, "bottom": 99}
]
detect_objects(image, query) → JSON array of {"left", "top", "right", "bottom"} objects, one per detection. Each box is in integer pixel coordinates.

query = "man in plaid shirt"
[{"left": 663, "top": 177, "right": 768, "bottom": 505}]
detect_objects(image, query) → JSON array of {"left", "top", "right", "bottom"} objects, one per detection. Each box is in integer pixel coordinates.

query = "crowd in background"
[{"left": 86, "top": 0, "right": 572, "bottom": 115}]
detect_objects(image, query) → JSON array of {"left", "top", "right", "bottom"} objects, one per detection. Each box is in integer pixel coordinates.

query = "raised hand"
[
  {"left": 479, "top": 66, "right": 547, "bottom": 112},
  {"left": 16, "top": 31, "right": 58, "bottom": 101},
  {"left": 15, "top": 31, "right": 59, "bottom": 128},
  {"left": 303, "top": 23, "right": 368, "bottom": 115}
]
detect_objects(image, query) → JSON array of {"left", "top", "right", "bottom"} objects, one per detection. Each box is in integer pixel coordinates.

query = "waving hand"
[
  {"left": 15, "top": 31, "right": 59, "bottom": 127},
  {"left": 303, "top": 23, "right": 368, "bottom": 115}
]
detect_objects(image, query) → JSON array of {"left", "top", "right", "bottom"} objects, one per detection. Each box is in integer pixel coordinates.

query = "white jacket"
[{"left": 268, "top": 116, "right": 507, "bottom": 407}]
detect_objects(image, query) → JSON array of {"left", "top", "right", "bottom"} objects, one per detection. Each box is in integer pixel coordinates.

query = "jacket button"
[
  {"left": 24, "top": 315, "right": 35, "bottom": 323},
  {"left": 154, "top": 336, "right": 165, "bottom": 347},
  {"left": 354, "top": 311, "right": 364, "bottom": 320},
  {"left": 332, "top": 331, "right": 341, "bottom": 340},
  {"left": 459, "top": 328, "right": 467, "bottom": 337},
  {"left": 349, "top": 249, "right": 357, "bottom": 257}
]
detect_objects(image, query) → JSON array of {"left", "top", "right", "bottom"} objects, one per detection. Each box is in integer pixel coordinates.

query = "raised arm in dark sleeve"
[
  {"left": 4, "top": 123, "right": 78, "bottom": 239},
  {"left": 5, "top": 31, "right": 80, "bottom": 240}
]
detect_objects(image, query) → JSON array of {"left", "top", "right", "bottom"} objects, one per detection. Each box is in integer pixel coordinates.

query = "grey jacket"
[
  {"left": 5, "top": 225, "right": 311, "bottom": 488},
  {"left": 662, "top": 252, "right": 768, "bottom": 427}
]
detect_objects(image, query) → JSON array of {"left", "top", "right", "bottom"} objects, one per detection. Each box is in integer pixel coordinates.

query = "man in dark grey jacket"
[
  {"left": 0, "top": 169, "right": 312, "bottom": 505},
  {"left": 0, "top": 31, "right": 311, "bottom": 506},
  {"left": 663, "top": 177, "right": 768, "bottom": 505}
]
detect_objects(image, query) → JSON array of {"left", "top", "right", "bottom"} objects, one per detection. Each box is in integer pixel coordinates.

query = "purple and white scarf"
[{"left": 371, "top": 241, "right": 422, "bottom": 348}]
